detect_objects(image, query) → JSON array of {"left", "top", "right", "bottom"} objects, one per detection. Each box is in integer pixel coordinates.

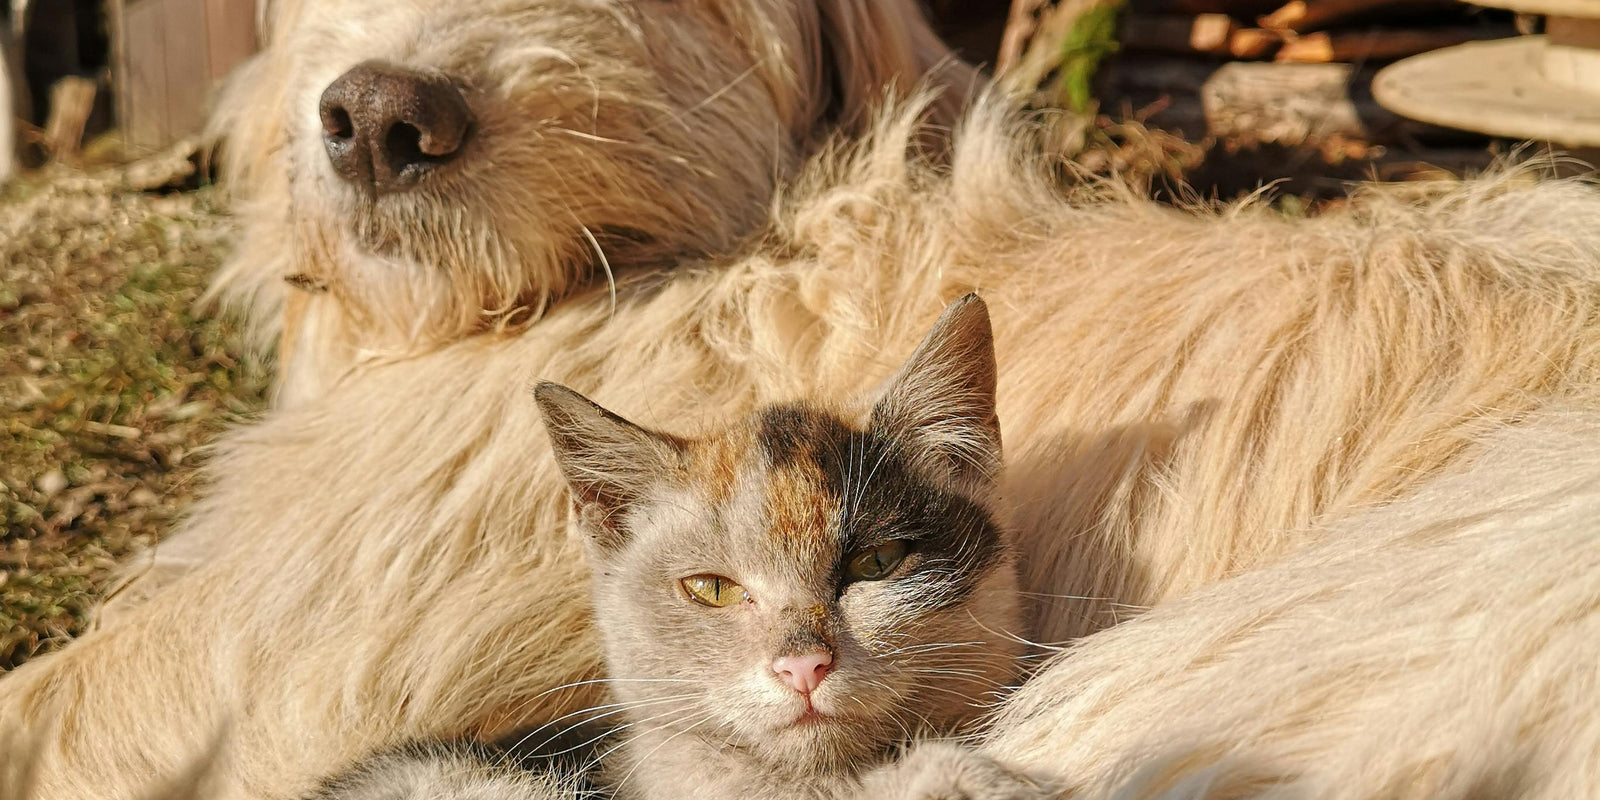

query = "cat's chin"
[
  {"left": 782, "top": 706, "right": 832, "bottom": 729},
  {"left": 764, "top": 706, "right": 884, "bottom": 759}
]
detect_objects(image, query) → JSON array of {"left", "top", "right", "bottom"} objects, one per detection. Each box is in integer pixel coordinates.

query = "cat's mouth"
[
  {"left": 782, "top": 698, "right": 850, "bottom": 730},
  {"left": 787, "top": 707, "right": 828, "bottom": 727}
]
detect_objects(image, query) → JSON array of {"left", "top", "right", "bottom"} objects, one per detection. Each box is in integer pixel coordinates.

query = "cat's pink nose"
[{"left": 772, "top": 652, "right": 833, "bottom": 694}]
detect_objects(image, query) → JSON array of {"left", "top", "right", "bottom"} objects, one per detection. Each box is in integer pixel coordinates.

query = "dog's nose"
[
  {"left": 319, "top": 61, "right": 472, "bottom": 194},
  {"left": 772, "top": 652, "right": 833, "bottom": 695}
]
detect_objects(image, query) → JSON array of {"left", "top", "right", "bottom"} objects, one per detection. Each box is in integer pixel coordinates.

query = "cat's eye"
[
  {"left": 845, "top": 540, "right": 911, "bottom": 581},
  {"left": 680, "top": 574, "right": 749, "bottom": 607}
]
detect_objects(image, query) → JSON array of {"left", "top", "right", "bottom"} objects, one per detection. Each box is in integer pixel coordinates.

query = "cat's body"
[
  {"left": 313, "top": 295, "right": 1042, "bottom": 800},
  {"left": 305, "top": 742, "right": 589, "bottom": 800},
  {"left": 539, "top": 293, "right": 1028, "bottom": 800}
]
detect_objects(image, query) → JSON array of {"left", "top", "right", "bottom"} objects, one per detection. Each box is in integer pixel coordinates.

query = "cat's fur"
[
  {"left": 304, "top": 742, "right": 587, "bottom": 800},
  {"left": 538, "top": 293, "right": 1026, "bottom": 799},
  {"left": 317, "top": 295, "right": 1031, "bottom": 800}
]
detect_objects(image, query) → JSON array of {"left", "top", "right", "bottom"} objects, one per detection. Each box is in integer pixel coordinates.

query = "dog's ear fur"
[{"left": 800, "top": 0, "right": 979, "bottom": 134}]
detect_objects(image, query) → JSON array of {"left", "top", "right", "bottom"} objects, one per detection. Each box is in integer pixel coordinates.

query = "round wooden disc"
[
  {"left": 1472, "top": 0, "right": 1600, "bottom": 16},
  {"left": 1374, "top": 36, "right": 1600, "bottom": 146}
]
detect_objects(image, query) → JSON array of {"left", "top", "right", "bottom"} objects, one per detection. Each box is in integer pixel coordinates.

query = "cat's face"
[
  {"left": 592, "top": 405, "right": 1021, "bottom": 768},
  {"left": 537, "top": 294, "right": 1024, "bottom": 772}
]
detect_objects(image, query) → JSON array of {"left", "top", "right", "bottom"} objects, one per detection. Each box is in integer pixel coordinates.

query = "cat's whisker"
[
  {"left": 609, "top": 709, "right": 719, "bottom": 792},
  {"left": 506, "top": 692, "right": 702, "bottom": 756},
  {"left": 909, "top": 664, "right": 996, "bottom": 678},
  {"left": 493, "top": 674, "right": 700, "bottom": 723},
  {"left": 573, "top": 703, "right": 710, "bottom": 773},
  {"left": 875, "top": 639, "right": 986, "bottom": 658},
  {"left": 910, "top": 674, "right": 1009, "bottom": 697},
  {"left": 963, "top": 608, "right": 1075, "bottom": 653}
]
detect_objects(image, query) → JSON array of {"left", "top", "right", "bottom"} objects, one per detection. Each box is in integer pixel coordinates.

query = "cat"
[{"left": 309, "top": 294, "right": 1055, "bottom": 800}]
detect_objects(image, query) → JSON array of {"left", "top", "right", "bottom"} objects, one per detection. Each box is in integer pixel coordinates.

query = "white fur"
[{"left": 978, "top": 408, "right": 1600, "bottom": 800}]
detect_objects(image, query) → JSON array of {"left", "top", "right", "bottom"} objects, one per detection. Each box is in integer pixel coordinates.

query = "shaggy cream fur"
[
  {"left": 207, "top": 0, "right": 974, "bottom": 407},
  {"left": 6, "top": 1, "right": 1600, "bottom": 798},
  {"left": 8, "top": 97, "right": 1600, "bottom": 799},
  {"left": 977, "top": 407, "right": 1600, "bottom": 800}
]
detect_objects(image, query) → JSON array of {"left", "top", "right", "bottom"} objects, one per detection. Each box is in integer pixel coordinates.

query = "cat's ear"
[
  {"left": 534, "top": 382, "right": 683, "bottom": 551},
  {"left": 870, "top": 293, "right": 1001, "bottom": 490}
]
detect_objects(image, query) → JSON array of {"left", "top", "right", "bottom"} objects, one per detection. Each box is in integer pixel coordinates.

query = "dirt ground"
[{"left": 0, "top": 155, "right": 268, "bottom": 669}]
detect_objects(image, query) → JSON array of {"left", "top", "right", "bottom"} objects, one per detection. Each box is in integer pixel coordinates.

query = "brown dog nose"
[{"left": 318, "top": 61, "right": 472, "bottom": 194}]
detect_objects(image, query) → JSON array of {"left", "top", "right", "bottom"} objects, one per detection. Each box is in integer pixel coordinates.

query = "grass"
[
  {"left": 1051, "top": 1, "right": 1121, "bottom": 114},
  {"left": 0, "top": 165, "right": 269, "bottom": 670}
]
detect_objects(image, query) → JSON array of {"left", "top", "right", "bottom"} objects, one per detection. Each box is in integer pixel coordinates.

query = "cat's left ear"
[
  {"left": 534, "top": 382, "right": 684, "bottom": 552},
  {"left": 870, "top": 293, "right": 1001, "bottom": 490}
]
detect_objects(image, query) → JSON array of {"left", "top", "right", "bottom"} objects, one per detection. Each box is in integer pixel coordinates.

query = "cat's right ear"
[
  {"left": 870, "top": 293, "right": 1001, "bottom": 491},
  {"left": 534, "top": 382, "right": 683, "bottom": 552}
]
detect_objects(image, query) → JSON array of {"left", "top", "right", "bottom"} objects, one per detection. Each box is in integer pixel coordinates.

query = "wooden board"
[
  {"left": 114, "top": 0, "right": 258, "bottom": 151},
  {"left": 120, "top": 0, "right": 169, "bottom": 151},
  {"left": 1, "top": 35, "right": 13, "bottom": 183},
  {"left": 1374, "top": 35, "right": 1600, "bottom": 146},
  {"left": 206, "top": 0, "right": 259, "bottom": 81},
  {"left": 163, "top": 0, "right": 211, "bottom": 141},
  {"left": 1472, "top": 0, "right": 1600, "bottom": 15}
]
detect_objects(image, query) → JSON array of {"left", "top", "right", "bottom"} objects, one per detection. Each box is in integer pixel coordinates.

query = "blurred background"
[
  {"left": 0, "top": 0, "right": 1589, "bottom": 667},
  {"left": 1, "top": 0, "right": 1577, "bottom": 191}
]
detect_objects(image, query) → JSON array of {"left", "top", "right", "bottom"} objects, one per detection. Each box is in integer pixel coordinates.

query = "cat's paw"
[{"left": 855, "top": 742, "right": 1061, "bottom": 800}]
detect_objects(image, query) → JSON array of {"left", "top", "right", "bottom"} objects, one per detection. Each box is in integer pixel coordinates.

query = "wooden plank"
[
  {"left": 122, "top": 0, "right": 170, "bottom": 150},
  {"left": 161, "top": 0, "right": 211, "bottom": 140},
  {"left": 107, "top": 0, "right": 128, "bottom": 147},
  {"left": 1374, "top": 36, "right": 1600, "bottom": 146},
  {"left": 0, "top": 34, "right": 12, "bottom": 182},
  {"left": 204, "top": 0, "right": 258, "bottom": 81},
  {"left": 43, "top": 75, "right": 96, "bottom": 160}
]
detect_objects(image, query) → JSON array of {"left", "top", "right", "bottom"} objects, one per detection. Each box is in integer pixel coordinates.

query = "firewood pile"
[
  {"left": 993, "top": 0, "right": 1519, "bottom": 186},
  {"left": 1111, "top": 0, "right": 1514, "bottom": 66}
]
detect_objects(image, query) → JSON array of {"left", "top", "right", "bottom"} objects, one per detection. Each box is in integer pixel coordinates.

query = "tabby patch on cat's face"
[
  {"left": 536, "top": 294, "right": 1025, "bottom": 770},
  {"left": 594, "top": 405, "right": 1019, "bottom": 766}
]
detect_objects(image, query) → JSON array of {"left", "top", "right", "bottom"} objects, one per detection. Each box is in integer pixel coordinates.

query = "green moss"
[
  {"left": 1052, "top": 2, "right": 1123, "bottom": 114},
  {"left": 0, "top": 177, "right": 269, "bottom": 669}
]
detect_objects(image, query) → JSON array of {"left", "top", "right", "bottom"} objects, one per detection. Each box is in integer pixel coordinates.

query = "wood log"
[
  {"left": 1275, "top": 26, "right": 1510, "bottom": 62},
  {"left": 1121, "top": 14, "right": 1238, "bottom": 55},
  {"left": 998, "top": 0, "right": 1052, "bottom": 75},
  {"left": 1259, "top": 0, "right": 1464, "bottom": 33},
  {"left": 1230, "top": 28, "right": 1284, "bottom": 58},
  {"left": 1101, "top": 58, "right": 1476, "bottom": 146},
  {"left": 1121, "top": 16, "right": 1286, "bottom": 58},
  {"left": 1202, "top": 61, "right": 1375, "bottom": 142},
  {"left": 1129, "top": 0, "right": 1283, "bottom": 15},
  {"left": 0, "top": 35, "right": 13, "bottom": 182},
  {"left": 43, "top": 75, "right": 95, "bottom": 161}
]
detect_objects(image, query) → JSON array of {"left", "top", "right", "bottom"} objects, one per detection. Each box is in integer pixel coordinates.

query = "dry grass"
[{"left": 0, "top": 155, "right": 269, "bottom": 670}]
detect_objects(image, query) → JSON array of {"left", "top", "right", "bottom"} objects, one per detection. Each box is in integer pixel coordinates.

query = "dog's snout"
[{"left": 318, "top": 61, "right": 473, "bottom": 194}]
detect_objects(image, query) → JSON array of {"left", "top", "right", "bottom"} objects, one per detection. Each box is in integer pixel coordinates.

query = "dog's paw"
[{"left": 855, "top": 742, "right": 1060, "bottom": 800}]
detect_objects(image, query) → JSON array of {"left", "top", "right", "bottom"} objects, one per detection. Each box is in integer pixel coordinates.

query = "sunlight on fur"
[{"left": 4, "top": 0, "right": 1600, "bottom": 797}]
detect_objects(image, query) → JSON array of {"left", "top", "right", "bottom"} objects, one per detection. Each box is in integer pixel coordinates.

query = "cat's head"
[{"left": 534, "top": 294, "right": 1023, "bottom": 772}]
